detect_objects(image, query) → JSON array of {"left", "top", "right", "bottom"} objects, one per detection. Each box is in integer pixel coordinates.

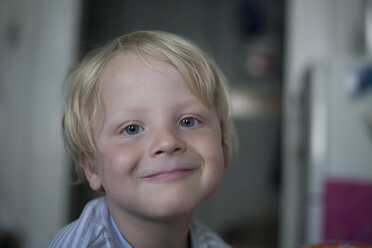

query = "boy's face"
[{"left": 82, "top": 51, "right": 224, "bottom": 221}]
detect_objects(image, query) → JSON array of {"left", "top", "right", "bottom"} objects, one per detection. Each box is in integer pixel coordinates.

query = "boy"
[{"left": 49, "top": 30, "right": 237, "bottom": 248}]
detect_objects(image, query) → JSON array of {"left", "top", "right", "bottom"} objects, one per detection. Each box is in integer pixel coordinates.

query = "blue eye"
[
  {"left": 122, "top": 125, "right": 143, "bottom": 135},
  {"left": 179, "top": 117, "right": 199, "bottom": 127}
]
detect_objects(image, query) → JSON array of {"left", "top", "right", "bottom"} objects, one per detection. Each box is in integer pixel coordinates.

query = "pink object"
[{"left": 323, "top": 178, "right": 372, "bottom": 244}]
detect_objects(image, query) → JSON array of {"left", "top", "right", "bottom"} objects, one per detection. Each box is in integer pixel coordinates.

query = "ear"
[{"left": 78, "top": 155, "right": 103, "bottom": 191}]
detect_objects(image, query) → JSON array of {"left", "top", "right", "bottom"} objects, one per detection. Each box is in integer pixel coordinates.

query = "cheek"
[
  {"left": 208, "top": 144, "right": 225, "bottom": 181},
  {"left": 196, "top": 132, "right": 225, "bottom": 175},
  {"left": 204, "top": 128, "right": 224, "bottom": 161},
  {"left": 97, "top": 144, "right": 141, "bottom": 184},
  {"left": 197, "top": 137, "right": 225, "bottom": 199}
]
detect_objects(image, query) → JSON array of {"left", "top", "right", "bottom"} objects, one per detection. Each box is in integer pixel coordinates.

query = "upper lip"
[
  {"left": 143, "top": 168, "right": 196, "bottom": 178},
  {"left": 137, "top": 158, "right": 200, "bottom": 179}
]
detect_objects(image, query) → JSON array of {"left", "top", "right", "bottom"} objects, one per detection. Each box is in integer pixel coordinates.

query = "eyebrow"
[
  {"left": 103, "top": 105, "right": 147, "bottom": 124},
  {"left": 102, "top": 98, "right": 210, "bottom": 127}
]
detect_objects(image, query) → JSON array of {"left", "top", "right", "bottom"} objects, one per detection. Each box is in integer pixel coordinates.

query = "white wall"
[
  {"left": 0, "top": 0, "right": 81, "bottom": 247},
  {"left": 281, "top": 0, "right": 366, "bottom": 247}
]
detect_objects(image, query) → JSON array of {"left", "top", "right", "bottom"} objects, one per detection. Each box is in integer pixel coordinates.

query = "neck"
[{"left": 107, "top": 200, "right": 193, "bottom": 248}]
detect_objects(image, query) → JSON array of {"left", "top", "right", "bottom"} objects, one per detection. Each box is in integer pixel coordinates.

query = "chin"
[
  {"left": 146, "top": 191, "right": 205, "bottom": 221},
  {"left": 158, "top": 199, "right": 197, "bottom": 220}
]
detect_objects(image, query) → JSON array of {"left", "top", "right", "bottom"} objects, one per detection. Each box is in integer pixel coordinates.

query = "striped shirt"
[{"left": 48, "top": 197, "right": 231, "bottom": 248}]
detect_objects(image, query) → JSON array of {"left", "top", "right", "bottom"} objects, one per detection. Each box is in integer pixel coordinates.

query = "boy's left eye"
[{"left": 179, "top": 117, "right": 199, "bottom": 128}]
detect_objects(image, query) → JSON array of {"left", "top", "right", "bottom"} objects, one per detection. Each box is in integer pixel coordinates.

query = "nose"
[{"left": 149, "top": 127, "right": 186, "bottom": 157}]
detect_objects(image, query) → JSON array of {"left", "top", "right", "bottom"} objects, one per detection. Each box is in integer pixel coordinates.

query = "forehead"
[
  {"left": 102, "top": 51, "right": 171, "bottom": 83},
  {"left": 99, "top": 51, "right": 202, "bottom": 101},
  {"left": 100, "top": 51, "right": 181, "bottom": 95},
  {"left": 98, "top": 51, "right": 201, "bottom": 111}
]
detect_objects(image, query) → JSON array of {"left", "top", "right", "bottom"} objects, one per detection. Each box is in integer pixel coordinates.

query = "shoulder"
[
  {"left": 48, "top": 197, "right": 115, "bottom": 248},
  {"left": 190, "top": 220, "right": 231, "bottom": 248}
]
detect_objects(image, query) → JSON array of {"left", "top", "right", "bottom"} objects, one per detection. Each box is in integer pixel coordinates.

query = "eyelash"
[
  {"left": 119, "top": 116, "right": 201, "bottom": 136},
  {"left": 121, "top": 124, "right": 144, "bottom": 135},
  {"left": 179, "top": 117, "right": 200, "bottom": 128}
]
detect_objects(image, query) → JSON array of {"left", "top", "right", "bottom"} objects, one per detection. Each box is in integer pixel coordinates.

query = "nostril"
[
  {"left": 153, "top": 146, "right": 182, "bottom": 156},
  {"left": 154, "top": 150, "right": 164, "bottom": 155},
  {"left": 150, "top": 132, "right": 186, "bottom": 156},
  {"left": 174, "top": 147, "right": 182, "bottom": 152}
]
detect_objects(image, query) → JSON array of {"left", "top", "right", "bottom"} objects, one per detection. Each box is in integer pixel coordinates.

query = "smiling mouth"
[{"left": 143, "top": 168, "right": 197, "bottom": 181}]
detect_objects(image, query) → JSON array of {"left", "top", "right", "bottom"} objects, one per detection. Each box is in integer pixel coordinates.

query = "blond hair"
[{"left": 63, "top": 30, "right": 237, "bottom": 181}]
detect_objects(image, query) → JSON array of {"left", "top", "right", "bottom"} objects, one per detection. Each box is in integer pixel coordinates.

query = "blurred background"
[{"left": 0, "top": 0, "right": 372, "bottom": 248}]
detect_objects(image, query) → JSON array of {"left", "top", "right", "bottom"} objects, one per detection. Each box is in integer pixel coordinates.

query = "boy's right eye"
[{"left": 121, "top": 124, "right": 143, "bottom": 135}]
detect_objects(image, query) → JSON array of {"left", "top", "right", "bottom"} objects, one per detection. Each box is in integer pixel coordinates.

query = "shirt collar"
[{"left": 108, "top": 212, "right": 133, "bottom": 248}]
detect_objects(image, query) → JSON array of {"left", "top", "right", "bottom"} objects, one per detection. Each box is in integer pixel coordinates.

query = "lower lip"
[{"left": 143, "top": 169, "right": 196, "bottom": 181}]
